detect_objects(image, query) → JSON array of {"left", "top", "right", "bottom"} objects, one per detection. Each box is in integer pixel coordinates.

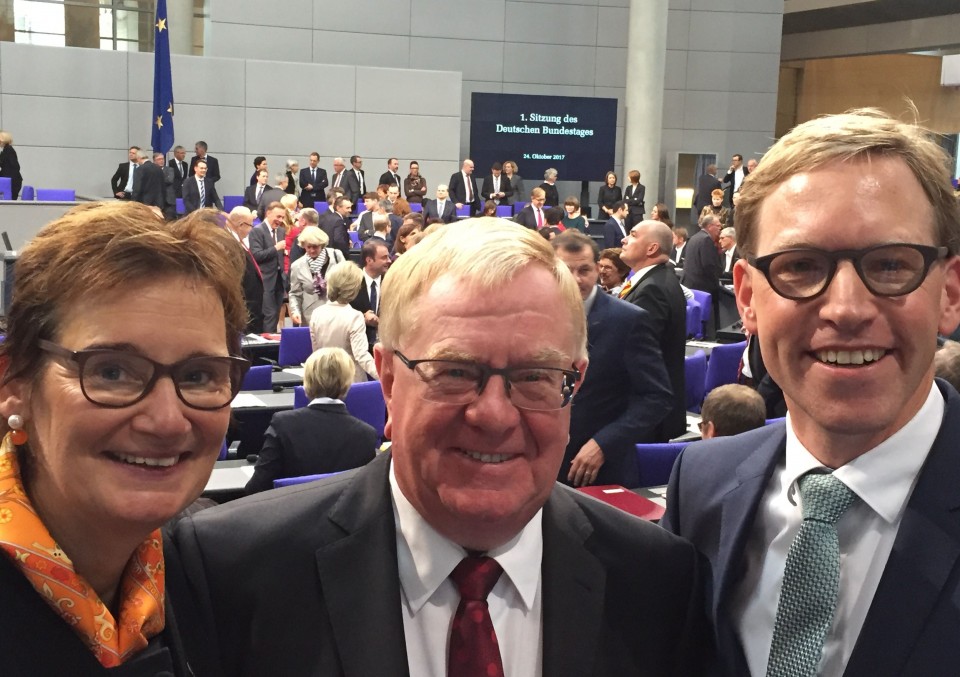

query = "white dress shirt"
[
  {"left": 731, "top": 382, "right": 944, "bottom": 677},
  {"left": 362, "top": 271, "right": 382, "bottom": 314},
  {"left": 723, "top": 247, "right": 735, "bottom": 272},
  {"left": 462, "top": 171, "right": 473, "bottom": 202},
  {"left": 389, "top": 462, "right": 543, "bottom": 677},
  {"left": 125, "top": 161, "right": 136, "bottom": 192},
  {"left": 733, "top": 167, "right": 745, "bottom": 192}
]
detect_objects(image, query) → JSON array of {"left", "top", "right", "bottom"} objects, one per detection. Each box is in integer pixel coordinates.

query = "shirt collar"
[
  {"left": 363, "top": 270, "right": 381, "bottom": 287},
  {"left": 389, "top": 460, "right": 542, "bottom": 615},
  {"left": 308, "top": 397, "right": 343, "bottom": 406},
  {"left": 630, "top": 262, "right": 659, "bottom": 281},
  {"left": 784, "top": 380, "right": 943, "bottom": 524}
]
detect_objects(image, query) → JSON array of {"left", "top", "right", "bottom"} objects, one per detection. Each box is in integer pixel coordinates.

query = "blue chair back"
[
  {"left": 223, "top": 195, "right": 243, "bottom": 212},
  {"left": 690, "top": 289, "right": 712, "bottom": 337},
  {"left": 349, "top": 231, "right": 360, "bottom": 248},
  {"left": 357, "top": 202, "right": 367, "bottom": 213},
  {"left": 20, "top": 185, "right": 34, "bottom": 201},
  {"left": 410, "top": 202, "right": 422, "bottom": 213},
  {"left": 0, "top": 177, "right": 11, "bottom": 200},
  {"left": 176, "top": 198, "right": 185, "bottom": 214},
  {"left": 765, "top": 417, "right": 786, "bottom": 426},
  {"left": 704, "top": 340, "right": 747, "bottom": 397},
  {"left": 273, "top": 471, "right": 341, "bottom": 488},
  {"left": 278, "top": 326, "right": 312, "bottom": 366},
  {"left": 456, "top": 204, "right": 470, "bottom": 218},
  {"left": 685, "top": 299, "right": 702, "bottom": 339},
  {"left": 240, "top": 364, "right": 272, "bottom": 391},
  {"left": 495, "top": 205, "right": 512, "bottom": 218},
  {"left": 635, "top": 442, "right": 687, "bottom": 487},
  {"left": 685, "top": 349, "right": 707, "bottom": 413},
  {"left": 514, "top": 201, "right": 528, "bottom": 214},
  {"left": 316, "top": 201, "right": 328, "bottom": 212},
  {"left": 36, "top": 188, "right": 75, "bottom": 201},
  {"left": 293, "top": 385, "right": 309, "bottom": 409},
  {"left": 344, "top": 380, "right": 386, "bottom": 439},
  {"left": 218, "top": 439, "right": 228, "bottom": 460}
]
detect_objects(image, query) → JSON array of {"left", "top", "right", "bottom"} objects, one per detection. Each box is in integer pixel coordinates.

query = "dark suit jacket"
[
  {"left": 662, "top": 380, "right": 960, "bottom": 677},
  {"left": 539, "top": 182, "right": 560, "bottom": 208},
  {"left": 693, "top": 173, "right": 722, "bottom": 216},
  {"left": 256, "top": 187, "right": 286, "bottom": 220},
  {"left": 1, "top": 551, "right": 194, "bottom": 676},
  {"left": 245, "top": 403, "right": 377, "bottom": 494},
  {"left": 622, "top": 263, "right": 687, "bottom": 440},
  {"left": 168, "top": 158, "right": 189, "bottom": 198},
  {"left": 110, "top": 160, "right": 135, "bottom": 196},
  {"left": 513, "top": 204, "right": 541, "bottom": 230},
  {"left": 236, "top": 238, "right": 264, "bottom": 333},
  {"left": 350, "top": 275, "right": 381, "bottom": 348},
  {"left": 171, "top": 452, "right": 709, "bottom": 676},
  {"left": 624, "top": 182, "right": 646, "bottom": 218},
  {"left": 562, "top": 290, "right": 673, "bottom": 487},
  {"left": 319, "top": 211, "right": 350, "bottom": 258},
  {"left": 448, "top": 171, "right": 480, "bottom": 213},
  {"left": 480, "top": 174, "right": 513, "bottom": 202},
  {"left": 248, "top": 223, "right": 285, "bottom": 296},
  {"left": 160, "top": 165, "right": 178, "bottom": 219},
  {"left": 330, "top": 170, "right": 347, "bottom": 194},
  {"left": 0, "top": 145, "right": 22, "bottom": 198},
  {"left": 300, "top": 167, "right": 329, "bottom": 208},
  {"left": 721, "top": 246, "right": 740, "bottom": 277},
  {"left": 132, "top": 161, "right": 166, "bottom": 209},
  {"left": 378, "top": 170, "right": 402, "bottom": 191},
  {"left": 181, "top": 176, "right": 223, "bottom": 213},
  {"left": 422, "top": 198, "right": 457, "bottom": 224},
  {"left": 603, "top": 216, "right": 627, "bottom": 248},
  {"left": 189, "top": 154, "right": 220, "bottom": 183},
  {"left": 721, "top": 166, "right": 748, "bottom": 206},
  {"left": 681, "top": 229, "right": 721, "bottom": 295},
  {"left": 243, "top": 183, "right": 271, "bottom": 212},
  {"left": 343, "top": 169, "right": 366, "bottom": 204}
]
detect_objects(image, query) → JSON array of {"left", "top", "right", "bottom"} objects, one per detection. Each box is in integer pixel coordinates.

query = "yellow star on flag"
[
  {"left": 167, "top": 102, "right": 174, "bottom": 114},
  {"left": 155, "top": 116, "right": 163, "bottom": 129},
  {"left": 156, "top": 17, "right": 166, "bottom": 32}
]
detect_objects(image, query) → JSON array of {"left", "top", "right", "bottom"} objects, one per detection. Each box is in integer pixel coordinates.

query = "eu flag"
[{"left": 151, "top": 0, "right": 175, "bottom": 156}]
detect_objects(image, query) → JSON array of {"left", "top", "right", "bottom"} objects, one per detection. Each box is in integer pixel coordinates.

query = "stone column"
[
  {"left": 622, "top": 0, "right": 668, "bottom": 210},
  {"left": 167, "top": 0, "right": 193, "bottom": 55}
]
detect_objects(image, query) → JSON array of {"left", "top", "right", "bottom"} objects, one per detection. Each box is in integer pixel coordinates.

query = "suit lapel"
[
  {"left": 845, "top": 383, "right": 960, "bottom": 676},
  {"left": 541, "top": 487, "right": 606, "bottom": 677},
  {"left": 314, "top": 454, "right": 410, "bottom": 676}
]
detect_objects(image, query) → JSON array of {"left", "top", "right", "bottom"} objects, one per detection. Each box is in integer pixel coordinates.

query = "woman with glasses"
[{"left": 0, "top": 202, "right": 249, "bottom": 674}]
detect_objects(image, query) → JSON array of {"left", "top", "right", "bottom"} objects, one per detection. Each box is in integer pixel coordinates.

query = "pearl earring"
[{"left": 8, "top": 414, "right": 27, "bottom": 446}]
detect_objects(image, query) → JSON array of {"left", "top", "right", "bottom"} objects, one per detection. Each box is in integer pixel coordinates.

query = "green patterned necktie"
[{"left": 765, "top": 471, "right": 860, "bottom": 677}]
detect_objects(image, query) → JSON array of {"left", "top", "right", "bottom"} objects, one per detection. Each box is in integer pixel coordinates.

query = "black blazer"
[
  {"left": 242, "top": 183, "right": 271, "bottom": 212},
  {"left": 693, "top": 173, "right": 721, "bottom": 216},
  {"left": 421, "top": 198, "right": 458, "bottom": 224},
  {"left": 245, "top": 403, "right": 378, "bottom": 494},
  {"left": 624, "top": 183, "right": 646, "bottom": 217},
  {"left": 539, "top": 182, "right": 560, "bottom": 207},
  {"left": 603, "top": 217, "right": 627, "bottom": 248},
  {"left": 171, "top": 452, "right": 709, "bottom": 676},
  {"left": 350, "top": 275, "right": 382, "bottom": 348},
  {"left": 562, "top": 290, "right": 673, "bottom": 487},
  {"left": 248, "top": 222, "right": 285, "bottom": 294},
  {"left": 343, "top": 169, "right": 366, "bottom": 204},
  {"left": 189, "top": 154, "right": 220, "bottom": 183},
  {"left": 235, "top": 238, "right": 264, "bottom": 333},
  {"left": 1, "top": 552, "right": 194, "bottom": 676},
  {"left": 168, "top": 158, "right": 189, "bottom": 198},
  {"left": 318, "top": 211, "right": 350, "bottom": 258},
  {"left": 480, "top": 174, "right": 513, "bottom": 202},
  {"left": 448, "top": 171, "right": 480, "bottom": 213},
  {"left": 0, "top": 144, "right": 22, "bottom": 198},
  {"left": 299, "top": 167, "right": 329, "bottom": 207},
  {"left": 110, "top": 160, "right": 134, "bottom": 196},
  {"left": 622, "top": 263, "right": 688, "bottom": 441},
  {"left": 132, "top": 161, "right": 166, "bottom": 209},
  {"left": 662, "top": 380, "right": 960, "bottom": 677},
  {"left": 378, "top": 171, "right": 402, "bottom": 190},
  {"left": 513, "top": 204, "right": 542, "bottom": 230},
  {"left": 181, "top": 176, "right": 223, "bottom": 213},
  {"left": 680, "top": 229, "right": 721, "bottom": 295},
  {"left": 597, "top": 184, "right": 622, "bottom": 215}
]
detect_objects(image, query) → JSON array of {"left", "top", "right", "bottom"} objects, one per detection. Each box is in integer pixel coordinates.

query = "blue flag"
[{"left": 151, "top": 0, "right": 174, "bottom": 156}]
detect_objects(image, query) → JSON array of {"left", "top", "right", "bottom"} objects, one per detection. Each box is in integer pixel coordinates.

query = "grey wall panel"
[
  {"left": 682, "top": 91, "right": 776, "bottom": 132},
  {"left": 19, "top": 147, "right": 137, "bottom": 199},
  {"left": 514, "top": 0, "right": 598, "bottom": 6},
  {"left": 126, "top": 53, "right": 246, "bottom": 107},
  {"left": 319, "top": 0, "right": 411, "bottom": 33},
  {"left": 666, "top": 9, "right": 690, "bottom": 50},
  {"left": 172, "top": 103, "right": 245, "bottom": 154},
  {"left": 311, "top": 31, "right": 411, "bottom": 69},
  {"left": 245, "top": 60, "right": 356, "bottom": 111},
  {"left": 410, "top": 38, "right": 504, "bottom": 82},
  {"left": 412, "top": 0, "right": 506, "bottom": 42},
  {"left": 3, "top": 95, "right": 127, "bottom": 150},
  {"left": 356, "top": 67, "right": 460, "bottom": 117},
  {"left": 685, "top": 51, "right": 780, "bottom": 94},
  {"left": 208, "top": 153, "right": 248, "bottom": 196},
  {"left": 690, "top": 0, "right": 781, "bottom": 12},
  {"left": 411, "top": 162, "right": 461, "bottom": 193},
  {"left": 461, "top": 80, "right": 504, "bottom": 122},
  {"left": 502, "top": 43, "right": 597, "bottom": 86},
  {"left": 211, "top": 23, "right": 313, "bottom": 62},
  {"left": 500, "top": 82, "right": 597, "bottom": 97},
  {"left": 358, "top": 113, "right": 459, "bottom": 161},
  {"left": 726, "top": 131, "right": 775, "bottom": 160},
  {"left": 127, "top": 101, "right": 154, "bottom": 147},
  {"left": 597, "top": 7, "right": 629, "bottom": 49},
  {"left": 595, "top": 47, "right": 627, "bottom": 88},
  {"left": 1, "top": 44, "right": 127, "bottom": 101},
  {"left": 781, "top": 14, "right": 960, "bottom": 60},
  {"left": 246, "top": 108, "right": 356, "bottom": 157},
  {"left": 210, "top": 0, "right": 314, "bottom": 29},
  {"left": 688, "top": 11, "right": 782, "bottom": 55},
  {"left": 505, "top": 2, "right": 598, "bottom": 47},
  {"left": 664, "top": 50, "right": 688, "bottom": 89}
]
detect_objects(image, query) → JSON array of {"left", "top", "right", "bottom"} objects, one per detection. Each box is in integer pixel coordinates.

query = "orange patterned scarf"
[{"left": 0, "top": 434, "right": 165, "bottom": 667}]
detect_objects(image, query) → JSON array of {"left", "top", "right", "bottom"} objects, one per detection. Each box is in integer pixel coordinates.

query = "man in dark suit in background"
[
  {"left": 168, "top": 145, "right": 189, "bottom": 199},
  {"left": 513, "top": 187, "right": 546, "bottom": 229},
  {"left": 692, "top": 163, "right": 721, "bottom": 224},
  {"left": 181, "top": 159, "right": 223, "bottom": 214},
  {"left": 662, "top": 109, "right": 960, "bottom": 677},
  {"left": 422, "top": 184, "right": 458, "bottom": 224},
  {"left": 243, "top": 169, "right": 270, "bottom": 212},
  {"left": 248, "top": 202, "right": 286, "bottom": 332},
  {"left": 681, "top": 212, "right": 722, "bottom": 298},
  {"left": 299, "top": 152, "right": 328, "bottom": 209},
  {"left": 349, "top": 238, "right": 391, "bottom": 352},
  {"left": 721, "top": 153, "right": 748, "bottom": 208},
  {"left": 552, "top": 231, "right": 672, "bottom": 488},
  {"left": 226, "top": 206, "right": 264, "bottom": 333},
  {"left": 329, "top": 156, "right": 347, "bottom": 194},
  {"left": 377, "top": 157, "right": 402, "bottom": 191},
  {"left": 619, "top": 220, "right": 688, "bottom": 441},
  {"left": 155, "top": 153, "right": 177, "bottom": 221},
  {"left": 448, "top": 158, "right": 480, "bottom": 215},
  {"left": 481, "top": 161, "right": 513, "bottom": 205},
  {"left": 354, "top": 192, "right": 381, "bottom": 241},
  {"left": 189, "top": 140, "right": 220, "bottom": 184},
  {"left": 131, "top": 149, "right": 165, "bottom": 211},
  {"left": 171, "top": 218, "right": 708, "bottom": 676},
  {"left": 718, "top": 226, "right": 740, "bottom": 278},
  {"left": 110, "top": 146, "right": 139, "bottom": 199},
  {"left": 602, "top": 200, "right": 629, "bottom": 248},
  {"left": 319, "top": 195, "right": 352, "bottom": 258},
  {"left": 343, "top": 155, "right": 366, "bottom": 205}
]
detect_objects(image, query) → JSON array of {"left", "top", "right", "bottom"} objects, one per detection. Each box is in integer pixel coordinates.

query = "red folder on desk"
[{"left": 577, "top": 485, "right": 665, "bottom": 522}]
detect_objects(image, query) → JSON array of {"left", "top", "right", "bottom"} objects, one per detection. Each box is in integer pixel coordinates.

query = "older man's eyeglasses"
[
  {"left": 39, "top": 340, "right": 250, "bottom": 410},
  {"left": 748, "top": 243, "right": 949, "bottom": 301},
  {"left": 394, "top": 351, "right": 580, "bottom": 411}
]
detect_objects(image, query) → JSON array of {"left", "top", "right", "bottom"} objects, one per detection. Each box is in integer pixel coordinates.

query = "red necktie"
[
  {"left": 536, "top": 208, "right": 543, "bottom": 228},
  {"left": 448, "top": 556, "right": 504, "bottom": 677}
]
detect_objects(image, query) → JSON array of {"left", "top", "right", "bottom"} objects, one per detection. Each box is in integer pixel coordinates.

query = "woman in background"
[
  {"left": 599, "top": 247, "right": 631, "bottom": 295},
  {"left": 597, "top": 171, "right": 622, "bottom": 218},
  {"left": 288, "top": 226, "right": 345, "bottom": 327},
  {"left": 540, "top": 168, "right": 560, "bottom": 207},
  {"left": 309, "top": 261, "right": 378, "bottom": 383},
  {"left": 503, "top": 160, "right": 523, "bottom": 205},
  {"left": 0, "top": 131, "right": 22, "bottom": 200},
  {"left": 651, "top": 202, "right": 675, "bottom": 230},
  {"left": 284, "top": 159, "right": 300, "bottom": 197},
  {"left": 403, "top": 161, "right": 427, "bottom": 204},
  {"left": 561, "top": 196, "right": 588, "bottom": 232},
  {"left": 244, "top": 347, "right": 378, "bottom": 494}
]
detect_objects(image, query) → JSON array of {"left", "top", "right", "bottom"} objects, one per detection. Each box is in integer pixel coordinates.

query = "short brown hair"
[
  {"left": 736, "top": 107, "right": 960, "bottom": 257},
  {"left": 2, "top": 203, "right": 247, "bottom": 388},
  {"left": 553, "top": 230, "right": 599, "bottom": 262},
  {"left": 700, "top": 384, "right": 766, "bottom": 437},
  {"left": 599, "top": 248, "right": 631, "bottom": 279}
]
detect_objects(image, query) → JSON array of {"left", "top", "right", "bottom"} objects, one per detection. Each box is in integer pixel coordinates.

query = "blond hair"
[
  {"left": 303, "top": 347, "right": 355, "bottom": 399},
  {"left": 297, "top": 225, "right": 329, "bottom": 247},
  {"left": 326, "top": 260, "right": 363, "bottom": 304}
]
